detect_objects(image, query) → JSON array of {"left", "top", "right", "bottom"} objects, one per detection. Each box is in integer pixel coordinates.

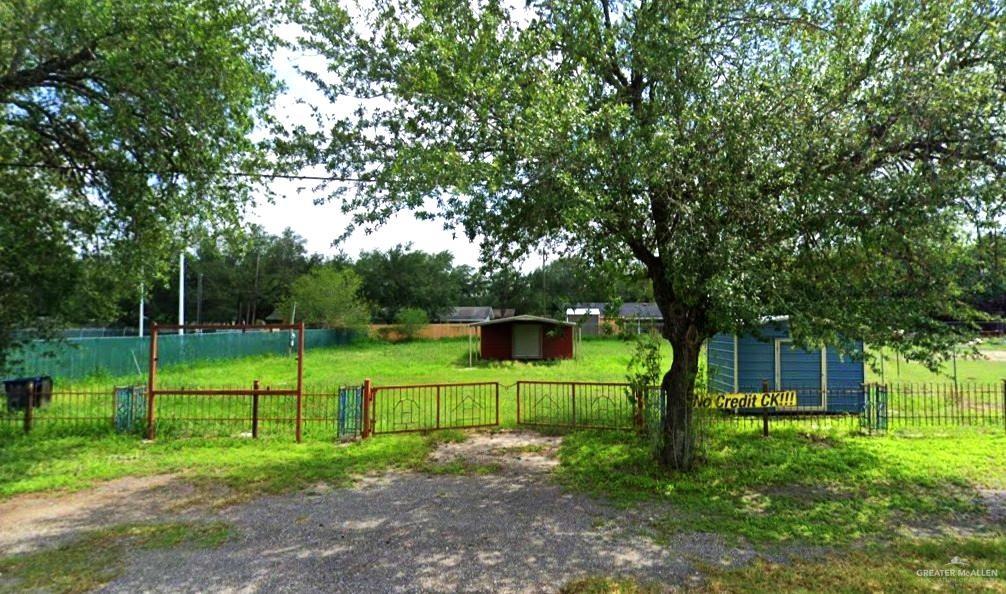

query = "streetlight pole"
[
  {"left": 139, "top": 283, "right": 145, "bottom": 338},
  {"left": 178, "top": 252, "right": 185, "bottom": 335}
]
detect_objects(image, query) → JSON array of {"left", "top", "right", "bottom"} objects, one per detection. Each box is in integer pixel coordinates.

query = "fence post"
[
  {"left": 495, "top": 383, "right": 500, "bottom": 427},
  {"left": 23, "top": 381, "right": 34, "bottom": 434},
  {"left": 146, "top": 324, "right": 158, "bottom": 440},
  {"left": 1002, "top": 379, "right": 1005, "bottom": 434},
  {"left": 865, "top": 383, "right": 873, "bottom": 436},
  {"left": 516, "top": 382, "right": 521, "bottom": 425},
  {"left": 436, "top": 385, "right": 441, "bottom": 429},
  {"left": 633, "top": 388, "right": 646, "bottom": 431},
  {"left": 361, "top": 378, "right": 372, "bottom": 439},
  {"left": 761, "top": 407, "right": 769, "bottom": 437},
  {"left": 571, "top": 383, "right": 577, "bottom": 426},
  {"left": 295, "top": 322, "right": 305, "bottom": 443},
  {"left": 252, "top": 380, "right": 260, "bottom": 439}
]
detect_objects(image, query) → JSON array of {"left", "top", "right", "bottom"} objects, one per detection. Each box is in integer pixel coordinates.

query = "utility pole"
[{"left": 178, "top": 252, "right": 185, "bottom": 335}]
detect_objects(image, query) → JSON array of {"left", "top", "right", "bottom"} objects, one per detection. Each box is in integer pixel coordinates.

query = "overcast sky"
[{"left": 248, "top": 23, "right": 486, "bottom": 268}]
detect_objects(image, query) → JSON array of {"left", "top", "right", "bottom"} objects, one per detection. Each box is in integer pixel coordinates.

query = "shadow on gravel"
[{"left": 102, "top": 471, "right": 722, "bottom": 593}]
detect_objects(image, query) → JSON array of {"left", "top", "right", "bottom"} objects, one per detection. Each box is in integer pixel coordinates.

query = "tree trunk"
[{"left": 659, "top": 323, "right": 703, "bottom": 470}]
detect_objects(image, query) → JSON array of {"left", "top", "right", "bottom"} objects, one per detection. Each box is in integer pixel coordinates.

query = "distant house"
[
  {"left": 565, "top": 305, "right": 603, "bottom": 335},
  {"left": 437, "top": 306, "right": 493, "bottom": 324},
  {"left": 565, "top": 302, "right": 663, "bottom": 335}
]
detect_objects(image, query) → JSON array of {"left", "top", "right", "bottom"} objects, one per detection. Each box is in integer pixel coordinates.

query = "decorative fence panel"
[
  {"left": 875, "top": 382, "right": 1005, "bottom": 429},
  {"left": 0, "top": 388, "right": 115, "bottom": 435},
  {"left": 0, "top": 384, "right": 354, "bottom": 440},
  {"left": 516, "top": 381, "right": 640, "bottom": 430},
  {"left": 367, "top": 382, "right": 499, "bottom": 435}
]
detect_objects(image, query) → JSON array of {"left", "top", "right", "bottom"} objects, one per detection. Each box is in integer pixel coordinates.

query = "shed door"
[
  {"left": 776, "top": 340, "right": 825, "bottom": 407},
  {"left": 512, "top": 324, "right": 542, "bottom": 359}
]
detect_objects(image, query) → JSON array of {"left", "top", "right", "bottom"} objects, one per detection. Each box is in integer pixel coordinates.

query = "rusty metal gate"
[
  {"left": 362, "top": 382, "right": 499, "bottom": 437},
  {"left": 516, "top": 381, "right": 640, "bottom": 430}
]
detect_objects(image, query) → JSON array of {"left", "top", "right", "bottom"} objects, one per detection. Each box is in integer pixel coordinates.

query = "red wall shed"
[{"left": 471, "top": 315, "right": 576, "bottom": 361}]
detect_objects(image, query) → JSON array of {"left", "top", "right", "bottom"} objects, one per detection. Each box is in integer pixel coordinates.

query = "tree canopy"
[
  {"left": 299, "top": 0, "right": 1006, "bottom": 467},
  {"left": 0, "top": 0, "right": 284, "bottom": 369},
  {"left": 354, "top": 244, "right": 474, "bottom": 322}
]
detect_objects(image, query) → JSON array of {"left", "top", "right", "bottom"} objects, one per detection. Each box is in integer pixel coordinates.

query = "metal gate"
[
  {"left": 363, "top": 382, "right": 499, "bottom": 436},
  {"left": 114, "top": 385, "right": 147, "bottom": 434},
  {"left": 337, "top": 386, "right": 363, "bottom": 439},
  {"left": 862, "top": 383, "right": 889, "bottom": 433}
]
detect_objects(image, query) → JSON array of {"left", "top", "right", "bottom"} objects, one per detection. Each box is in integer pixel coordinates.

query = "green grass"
[
  {"left": 0, "top": 521, "right": 233, "bottom": 594},
  {"left": 49, "top": 334, "right": 1006, "bottom": 388},
  {"left": 867, "top": 343, "right": 1006, "bottom": 385},
  {"left": 578, "top": 536, "right": 1006, "bottom": 593},
  {"left": 698, "top": 536, "right": 1006, "bottom": 593},
  {"left": 560, "top": 576, "right": 664, "bottom": 593},
  {"left": 70, "top": 337, "right": 665, "bottom": 390},
  {"left": 555, "top": 425, "right": 1006, "bottom": 545},
  {"left": 0, "top": 430, "right": 464, "bottom": 499}
]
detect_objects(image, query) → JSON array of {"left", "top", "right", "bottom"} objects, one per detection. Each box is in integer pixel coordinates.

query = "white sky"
[{"left": 249, "top": 22, "right": 486, "bottom": 268}]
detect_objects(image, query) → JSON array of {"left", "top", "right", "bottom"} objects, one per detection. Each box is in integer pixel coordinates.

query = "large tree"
[
  {"left": 299, "top": 0, "right": 1006, "bottom": 468},
  {"left": 0, "top": 0, "right": 283, "bottom": 368},
  {"left": 354, "top": 244, "right": 468, "bottom": 322}
]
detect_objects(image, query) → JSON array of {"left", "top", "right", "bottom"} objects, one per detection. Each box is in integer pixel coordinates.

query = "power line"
[{"left": 0, "top": 161, "right": 371, "bottom": 183}]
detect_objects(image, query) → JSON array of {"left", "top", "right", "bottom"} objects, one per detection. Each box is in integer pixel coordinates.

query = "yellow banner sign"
[{"left": 696, "top": 391, "right": 798, "bottom": 409}]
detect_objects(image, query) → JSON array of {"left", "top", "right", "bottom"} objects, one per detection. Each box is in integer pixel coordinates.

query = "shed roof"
[{"left": 470, "top": 314, "right": 576, "bottom": 328}]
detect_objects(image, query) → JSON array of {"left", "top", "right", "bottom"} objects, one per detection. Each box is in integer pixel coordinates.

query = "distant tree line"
[
  {"left": 51, "top": 224, "right": 1006, "bottom": 332},
  {"left": 60, "top": 230, "right": 652, "bottom": 328}
]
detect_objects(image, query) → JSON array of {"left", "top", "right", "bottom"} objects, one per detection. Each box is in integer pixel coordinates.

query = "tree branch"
[{"left": 0, "top": 45, "right": 99, "bottom": 97}]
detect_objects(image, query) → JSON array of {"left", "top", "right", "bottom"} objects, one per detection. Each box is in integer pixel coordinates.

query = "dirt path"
[
  {"left": 1, "top": 432, "right": 759, "bottom": 593},
  {"left": 0, "top": 474, "right": 217, "bottom": 555}
]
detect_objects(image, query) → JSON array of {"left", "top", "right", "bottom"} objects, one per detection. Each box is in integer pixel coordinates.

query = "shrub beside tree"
[
  {"left": 283, "top": 269, "right": 370, "bottom": 331},
  {"left": 393, "top": 308, "right": 430, "bottom": 341}
]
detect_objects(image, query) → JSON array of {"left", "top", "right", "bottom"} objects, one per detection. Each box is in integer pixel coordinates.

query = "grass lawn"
[
  {"left": 71, "top": 337, "right": 667, "bottom": 390},
  {"left": 698, "top": 536, "right": 1006, "bottom": 593},
  {"left": 0, "top": 522, "right": 232, "bottom": 594},
  {"left": 557, "top": 425, "right": 1006, "bottom": 592},
  {"left": 65, "top": 333, "right": 1004, "bottom": 388},
  {"left": 0, "top": 430, "right": 467, "bottom": 499},
  {"left": 867, "top": 342, "right": 1006, "bottom": 385},
  {"left": 557, "top": 426, "right": 1006, "bottom": 545}
]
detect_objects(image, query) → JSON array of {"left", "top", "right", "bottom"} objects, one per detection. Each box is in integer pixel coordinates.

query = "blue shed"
[{"left": 706, "top": 317, "right": 866, "bottom": 413}]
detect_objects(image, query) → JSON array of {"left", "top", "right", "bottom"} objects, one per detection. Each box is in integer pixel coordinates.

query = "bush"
[
  {"left": 282, "top": 268, "right": 370, "bottom": 330},
  {"left": 393, "top": 307, "right": 429, "bottom": 341},
  {"left": 625, "top": 331, "right": 662, "bottom": 431}
]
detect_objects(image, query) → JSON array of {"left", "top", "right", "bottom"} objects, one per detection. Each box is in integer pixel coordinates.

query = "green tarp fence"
[{"left": 6, "top": 329, "right": 355, "bottom": 381}]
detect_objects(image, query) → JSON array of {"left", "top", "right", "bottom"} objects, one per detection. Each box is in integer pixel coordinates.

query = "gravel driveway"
[{"left": 5, "top": 432, "right": 760, "bottom": 593}]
